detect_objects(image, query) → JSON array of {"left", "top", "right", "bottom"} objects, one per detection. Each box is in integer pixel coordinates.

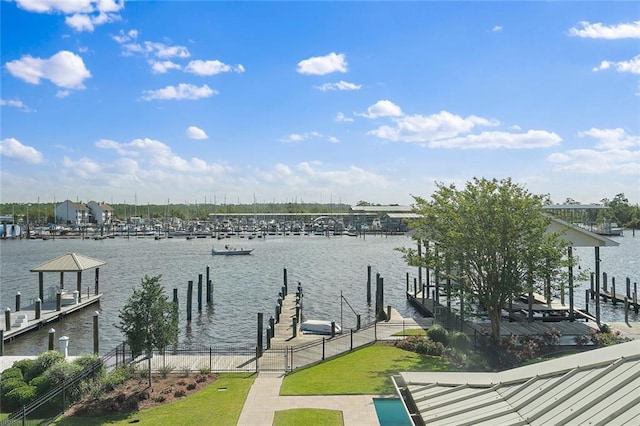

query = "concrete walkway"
[{"left": 237, "top": 372, "right": 381, "bottom": 426}]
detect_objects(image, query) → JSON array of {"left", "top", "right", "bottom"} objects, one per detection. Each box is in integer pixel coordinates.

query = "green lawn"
[
  {"left": 392, "top": 328, "right": 426, "bottom": 336},
  {"left": 280, "top": 342, "right": 453, "bottom": 395},
  {"left": 50, "top": 373, "right": 255, "bottom": 426},
  {"left": 273, "top": 408, "right": 344, "bottom": 426}
]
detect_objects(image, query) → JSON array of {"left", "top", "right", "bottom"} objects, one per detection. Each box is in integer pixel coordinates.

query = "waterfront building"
[
  {"left": 86, "top": 201, "right": 115, "bottom": 226},
  {"left": 55, "top": 200, "right": 90, "bottom": 226}
]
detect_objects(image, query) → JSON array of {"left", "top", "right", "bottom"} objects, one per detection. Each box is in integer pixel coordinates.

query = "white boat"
[
  {"left": 300, "top": 320, "right": 342, "bottom": 335},
  {"left": 211, "top": 245, "right": 253, "bottom": 256}
]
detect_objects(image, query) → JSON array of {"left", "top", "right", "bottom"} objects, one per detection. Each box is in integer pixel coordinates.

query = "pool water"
[{"left": 373, "top": 398, "right": 413, "bottom": 426}]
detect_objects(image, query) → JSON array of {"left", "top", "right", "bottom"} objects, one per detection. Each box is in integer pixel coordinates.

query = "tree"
[
  {"left": 401, "top": 178, "right": 571, "bottom": 344},
  {"left": 117, "top": 275, "right": 178, "bottom": 358}
]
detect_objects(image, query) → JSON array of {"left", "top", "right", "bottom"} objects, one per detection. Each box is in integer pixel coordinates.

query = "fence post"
[
  {"left": 0, "top": 329, "right": 3, "bottom": 356},
  {"left": 322, "top": 338, "right": 325, "bottom": 360},
  {"left": 350, "top": 328, "right": 353, "bottom": 351},
  {"left": 374, "top": 321, "right": 377, "bottom": 341},
  {"left": 210, "top": 346, "right": 212, "bottom": 372}
]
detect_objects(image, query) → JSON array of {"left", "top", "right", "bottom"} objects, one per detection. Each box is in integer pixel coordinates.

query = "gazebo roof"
[{"left": 30, "top": 252, "right": 106, "bottom": 272}]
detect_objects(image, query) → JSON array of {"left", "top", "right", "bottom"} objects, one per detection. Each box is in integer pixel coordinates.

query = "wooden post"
[
  {"left": 612, "top": 277, "right": 616, "bottom": 306},
  {"left": 406, "top": 272, "right": 409, "bottom": 299},
  {"left": 4, "top": 308, "right": 10, "bottom": 332},
  {"left": 173, "top": 288, "right": 178, "bottom": 319},
  {"left": 187, "top": 280, "right": 193, "bottom": 322},
  {"left": 95, "top": 268, "right": 100, "bottom": 295},
  {"left": 283, "top": 268, "right": 288, "bottom": 295},
  {"left": 413, "top": 277, "right": 417, "bottom": 298},
  {"left": 375, "top": 273, "right": 380, "bottom": 316},
  {"left": 15, "top": 292, "right": 21, "bottom": 312},
  {"left": 626, "top": 277, "right": 631, "bottom": 299},
  {"left": 366, "top": 265, "right": 371, "bottom": 305},
  {"left": 634, "top": 283, "right": 639, "bottom": 313},
  {"left": 60, "top": 271, "right": 64, "bottom": 290},
  {"left": 0, "top": 329, "right": 4, "bottom": 355},
  {"left": 93, "top": 311, "right": 99, "bottom": 355},
  {"left": 292, "top": 317, "right": 297, "bottom": 338},
  {"left": 417, "top": 241, "right": 422, "bottom": 294},
  {"left": 585, "top": 290, "right": 590, "bottom": 315},
  {"left": 35, "top": 298, "right": 41, "bottom": 320},
  {"left": 595, "top": 247, "right": 601, "bottom": 327},
  {"left": 356, "top": 314, "right": 361, "bottom": 330},
  {"left": 331, "top": 321, "right": 336, "bottom": 338},
  {"left": 56, "top": 292, "right": 61, "bottom": 311},
  {"left": 602, "top": 272, "right": 608, "bottom": 301},
  {"left": 568, "top": 247, "right": 574, "bottom": 321},
  {"left": 77, "top": 271, "right": 82, "bottom": 302},
  {"left": 590, "top": 273, "right": 595, "bottom": 300},
  {"left": 197, "top": 274, "right": 203, "bottom": 312},
  {"left": 48, "top": 328, "right": 55, "bottom": 351},
  {"left": 624, "top": 297, "right": 629, "bottom": 323},
  {"left": 39, "top": 272, "right": 44, "bottom": 302},
  {"left": 269, "top": 315, "right": 275, "bottom": 338},
  {"left": 256, "top": 312, "right": 263, "bottom": 358},
  {"left": 206, "top": 266, "right": 211, "bottom": 304}
]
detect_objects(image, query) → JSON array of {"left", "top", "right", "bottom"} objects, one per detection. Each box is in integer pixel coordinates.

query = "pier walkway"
[{"left": 1, "top": 294, "right": 101, "bottom": 343}]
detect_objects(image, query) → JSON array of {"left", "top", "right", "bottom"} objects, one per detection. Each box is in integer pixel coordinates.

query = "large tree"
[
  {"left": 117, "top": 275, "right": 179, "bottom": 358},
  {"left": 402, "top": 177, "right": 571, "bottom": 343}
]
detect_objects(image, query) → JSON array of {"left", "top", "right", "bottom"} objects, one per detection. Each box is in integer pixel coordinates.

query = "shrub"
[
  {"left": 186, "top": 382, "right": 196, "bottom": 390},
  {"left": 158, "top": 365, "right": 174, "bottom": 378},
  {"left": 394, "top": 336, "right": 445, "bottom": 356},
  {"left": 1, "top": 378, "right": 28, "bottom": 397},
  {"left": 449, "top": 331, "right": 471, "bottom": 352},
  {"left": 174, "top": 389, "right": 186, "bottom": 398},
  {"left": 72, "top": 354, "right": 104, "bottom": 376},
  {"left": 153, "top": 395, "right": 166, "bottom": 403},
  {"left": 1, "top": 367, "right": 24, "bottom": 383},
  {"left": 4, "top": 385, "right": 37, "bottom": 411},
  {"left": 426, "top": 324, "right": 449, "bottom": 346},
  {"left": 40, "top": 361, "right": 84, "bottom": 393},
  {"left": 33, "top": 351, "right": 65, "bottom": 377},
  {"left": 198, "top": 366, "right": 211, "bottom": 376},
  {"left": 101, "top": 365, "right": 135, "bottom": 392},
  {"left": 12, "top": 359, "right": 37, "bottom": 382}
]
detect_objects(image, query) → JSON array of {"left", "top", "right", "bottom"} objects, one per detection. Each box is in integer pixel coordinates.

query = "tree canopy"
[
  {"left": 401, "top": 177, "right": 571, "bottom": 343},
  {"left": 117, "top": 275, "right": 179, "bottom": 357}
]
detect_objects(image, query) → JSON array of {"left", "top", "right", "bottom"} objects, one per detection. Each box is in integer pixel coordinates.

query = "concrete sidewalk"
[{"left": 237, "top": 372, "right": 381, "bottom": 426}]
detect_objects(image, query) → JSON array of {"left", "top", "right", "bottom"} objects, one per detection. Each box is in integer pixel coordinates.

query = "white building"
[
  {"left": 87, "top": 201, "right": 115, "bottom": 225},
  {"left": 55, "top": 200, "right": 89, "bottom": 226}
]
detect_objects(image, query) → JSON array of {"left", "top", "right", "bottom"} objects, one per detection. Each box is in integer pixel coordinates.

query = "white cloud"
[
  {"left": 17, "top": 0, "right": 124, "bottom": 32},
  {"left": 492, "top": 25, "right": 503, "bottom": 32},
  {"left": 112, "top": 29, "right": 138, "bottom": 44},
  {"left": 295, "top": 162, "right": 388, "bottom": 187},
  {"left": 185, "top": 60, "right": 245, "bottom": 75},
  {"left": 368, "top": 110, "right": 499, "bottom": 143},
  {"left": 5, "top": 50, "right": 91, "bottom": 89},
  {"left": 429, "top": 130, "right": 562, "bottom": 149},
  {"left": 149, "top": 60, "right": 181, "bottom": 74},
  {"left": 568, "top": 20, "right": 640, "bottom": 39},
  {"left": 335, "top": 112, "right": 354, "bottom": 123},
  {"left": 357, "top": 100, "right": 403, "bottom": 119},
  {"left": 592, "top": 55, "right": 640, "bottom": 74},
  {"left": 186, "top": 126, "right": 208, "bottom": 140},
  {"left": 548, "top": 128, "right": 640, "bottom": 174},
  {"left": 120, "top": 41, "right": 190, "bottom": 59},
  {"left": 328, "top": 137, "right": 340, "bottom": 144},
  {"left": 56, "top": 90, "right": 71, "bottom": 98},
  {"left": 0, "top": 138, "right": 44, "bottom": 164},
  {"left": 140, "top": 83, "right": 216, "bottom": 101},
  {"left": 578, "top": 128, "right": 640, "bottom": 149},
  {"left": 315, "top": 80, "right": 361, "bottom": 91},
  {"left": 281, "top": 132, "right": 322, "bottom": 143},
  {"left": 297, "top": 52, "right": 348, "bottom": 75},
  {"left": 0, "top": 99, "right": 32, "bottom": 112}
]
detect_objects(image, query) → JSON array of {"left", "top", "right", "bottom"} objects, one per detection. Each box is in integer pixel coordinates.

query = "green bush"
[
  {"left": 29, "top": 375, "right": 49, "bottom": 395},
  {"left": 33, "top": 351, "right": 65, "bottom": 377},
  {"left": 4, "top": 385, "right": 37, "bottom": 411},
  {"left": 394, "top": 336, "right": 445, "bottom": 356},
  {"left": 72, "top": 354, "right": 103, "bottom": 373},
  {"left": 449, "top": 331, "right": 471, "bottom": 352},
  {"left": 101, "top": 365, "right": 135, "bottom": 392},
  {"left": 1, "top": 367, "right": 23, "bottom": 383},
  {"left": 11, "top": 359, "right": 37, "bottom": 382},
  {"left": 426, "top": 324, "right": 449, "bottom": 346},
  {"left": 40, "top": 361, "right": 84, "bottom": 393},
  {"left": 158, "top": 365, "right": 174, "bottom": 378},
  {"left": 1, "top": 377, "right": 28, "bottom": 397}
]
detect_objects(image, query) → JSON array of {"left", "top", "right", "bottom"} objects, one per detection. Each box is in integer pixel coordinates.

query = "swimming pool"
[{"left": 373, "top": 398, "right": 413, "bottom": 426}]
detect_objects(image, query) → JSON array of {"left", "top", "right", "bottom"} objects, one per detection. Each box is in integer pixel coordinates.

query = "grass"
[
  {"left": 273, "top": 408, "right": 344, "bottom": 426},
  {"left": 50, "top": 373, "right": 255, "bottom": 426},
  {"left": 392, "top": 328, "right": 426, "bottom": 336},
  {"left": 280, "top": 342, "right": 453, "bottom": 395}
]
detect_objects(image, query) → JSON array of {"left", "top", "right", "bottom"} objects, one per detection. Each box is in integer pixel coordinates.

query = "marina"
[{"left": 0, "top": 232, "right": 638, "bottom": 357}]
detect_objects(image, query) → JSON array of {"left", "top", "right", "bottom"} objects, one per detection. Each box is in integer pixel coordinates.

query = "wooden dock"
[
  {"left": 1, "top": 293, "right": 102, "bottom": 343},
  {"left": 406, "top": 290, "right": 599, "bottom": 340}
]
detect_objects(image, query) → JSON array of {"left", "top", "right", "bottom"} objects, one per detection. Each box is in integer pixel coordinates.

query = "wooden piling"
[
  {"left": 197, "top": 274, "right": 203, "bottom": 312},
  {"left": 56, "top": 293, "right": 61, "bottom": 311},
  {"left": 187, "top": 280, "right": 193, "bottom": 322},
  {"left": 0, "top": 329, "right": 4, "bottom": 356},
  {"left": 4, "top": 308, "right": 10, "bottom": 332},
  {"left": 206, "top": 266, "right": 211, "bottom": 304},
  {"left": 366, "top": 265, "right": 372, "bottom": 305},
  {"left": 173, "top": 288, "right": 178, "bottom": 318},
  {"left": 612, "top": 277, "right": 616, "bottom": 306},
  {"left": 257, "top": 313, "right": 263, "bottom": 358},
  {"left": 269, "top": 316, "right": 275, "bottom": 338},
  {"left": 406, "top": 272, "right": 410, "bottom": 299},
  {"left": 284, "top": 268, "right": 288, "bottom": 295},
  {"left": 624, "top": 297, "right": 629, "bottom": 323},
  {"left": 93, "top": 311, "right": 99, "bottom": 355},
  {"left": 292, "top": 317, "right": 297, "bottom": 338},
  {"left": 95, "top": 268, "right": 100, "bottom": 296},
  {"left": 602, "top": 272, "right": 608, "bottom": 301},
  {"left": 590, "top": 273, "right": 595, "bottom": 300},
  {"left": 626, "top": 277, "right": 631, "bottom": 299},
  {"left": 48, "top": 328, "right": 55, "bottom": 351},
  {"left": 16, "top": 292, "right": 21, "bottom": 312},
  {"left": 595, "top": 247, "right": 601, "bottom": 327},
  {"left": 35, "top": 299, "right": 41, "bottom": 320}
]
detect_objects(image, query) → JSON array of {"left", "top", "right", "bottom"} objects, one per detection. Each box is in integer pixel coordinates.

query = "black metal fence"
[{"left": 0, "top": 319, "right": 415, "bottom": 425}]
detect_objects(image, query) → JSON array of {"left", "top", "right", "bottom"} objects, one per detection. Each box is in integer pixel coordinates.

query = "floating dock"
[{"left": 1, "top": 293, "right": 102, "bottom": 343}]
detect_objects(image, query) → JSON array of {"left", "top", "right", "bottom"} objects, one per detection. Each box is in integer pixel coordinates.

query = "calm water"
[{"left": 1, "top": 232, "right": 638, "bottom": 356}]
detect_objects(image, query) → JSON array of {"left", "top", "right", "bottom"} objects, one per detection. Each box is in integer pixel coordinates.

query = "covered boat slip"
[{"left": 1, "top": 253, "right": 104, "bottom": 344}]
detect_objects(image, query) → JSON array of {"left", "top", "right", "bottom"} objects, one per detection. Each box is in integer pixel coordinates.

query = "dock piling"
[
  {"left": 187, "top": 280, "right": 193, "bottom": 322},
  {"left": 5, "top": 308, "right": 10, "bottom": 332},
  {"left": 56, "top": 293, "right": 61, "bottom": 311},
  {"left": 93, "top": 311, "right": 99, "bottom": 355},
  {"left": 612, "top": 278, "right": 616, "bottom": 306},
  {"left": 198, "top": 274, "right": 203, "bottom": 313},
  {"left": 206, "top": 266, "right": 211, "bottom": 304},
  {"left": 257, "top": 313, "right": 264, "bottom": 358},
  {"left": 35, "top": 298, "right": 41, "bottom": 319},
  {"left": 0, "top": 329, "right": 4, "bottom": 355},
  {"left": 367, "top": 265, "right": 371, "bottom": 305},
  {"left": 284, "top": 268, "right": 288, "bottom": 295},
  {"left": 16, "top": 292, "right": 21, "bottom": 312},
  {"left": 48, "top": 328, "right": 55, "bottom": 350}
]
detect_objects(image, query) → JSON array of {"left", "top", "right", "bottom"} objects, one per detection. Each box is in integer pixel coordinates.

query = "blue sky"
[{"left": 1, "top": 1, "right": 639, "bottom": 207}]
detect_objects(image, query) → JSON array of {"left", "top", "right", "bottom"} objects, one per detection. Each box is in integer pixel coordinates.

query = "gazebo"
[{"left": 30, "top": 253, "right": 106, "bottom": 303}]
